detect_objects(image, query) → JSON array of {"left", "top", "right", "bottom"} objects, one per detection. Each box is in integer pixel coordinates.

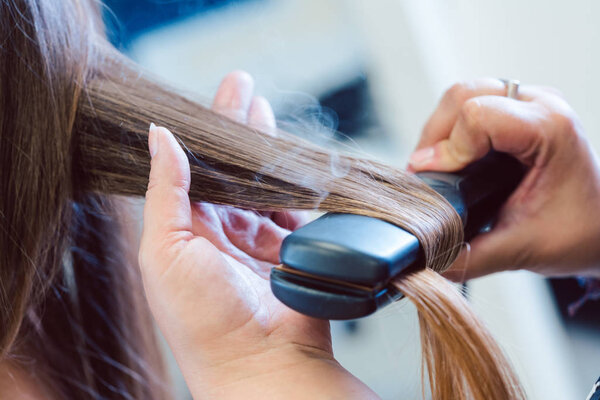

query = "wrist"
[{"left": 181, "top": 343, "right": 379, "bottom": 400}]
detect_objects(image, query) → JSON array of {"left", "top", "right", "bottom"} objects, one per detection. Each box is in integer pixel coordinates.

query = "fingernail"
[
  {"left": 213, "top": 72, "right": 254, "bottom": 122},
  {"left": 149, "top": 123, "right": 158, "bottom": 158},
  {"left": 409, "top": 147, "right": 434, "bottom": 167}
]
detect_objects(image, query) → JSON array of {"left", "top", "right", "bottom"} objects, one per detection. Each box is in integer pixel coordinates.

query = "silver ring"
[{"left": 500, "top": 78, "right": 520, "bottom": 99}]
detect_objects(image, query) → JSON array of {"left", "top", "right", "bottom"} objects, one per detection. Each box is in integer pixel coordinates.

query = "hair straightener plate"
[{"left": 270, "top": 152, "right": 525, "bottom": 320}]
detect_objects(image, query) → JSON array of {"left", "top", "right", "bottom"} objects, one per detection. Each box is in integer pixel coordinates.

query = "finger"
[
  {"left": 246, "top": 95, "right": 312, "bottom": 231},
  {"left": 418, "top": 79, "right": 505, "bottom": 150},
  {"left": 418, "top": 78, "right": 539, "bottom": 150},
  {"left": 443, "top": 228, "right": 526, "bottom": 281},
  {"left": 141, "top": 124, "right": 192, "bottom": 263},
  {"left": 271, "top": 211, "right": 312, "bottom": 231},
  {"left": 216, "top": 206, "right": 290, "bottom": 264},
  {"left": 248, "top": 96, "right": 305, "bottom": 231},
  {"left": 191, "top": 204, "right": 277, "bottom": 276},
  {"left": 409, "top": 96, "right": 545, "bottom": 172},
  {"left": 248, "top": 95, "right": 276, "bottom": 136},
  {"left": 212, "top": 70, "right": 255, "bottom": 122}
]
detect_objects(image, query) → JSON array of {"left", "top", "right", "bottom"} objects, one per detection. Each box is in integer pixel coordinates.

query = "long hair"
[
  {"left": 1, "top": 0, "right": 525, "bottom": 399},
  {"left": 1, "top": 1, "right": 167, "bottom": 399}
]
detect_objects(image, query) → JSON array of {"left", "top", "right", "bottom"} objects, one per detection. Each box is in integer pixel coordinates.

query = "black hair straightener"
[{"left": 270, "top": 152, "right": 525, "bottom": 320}]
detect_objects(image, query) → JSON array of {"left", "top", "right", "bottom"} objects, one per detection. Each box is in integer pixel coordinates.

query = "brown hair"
[
  {"left": 1, "top": 0, "right": 167, "bottom": 399},
  {"left": 1, "top": 0, "right": 524, "bottom": 399}
]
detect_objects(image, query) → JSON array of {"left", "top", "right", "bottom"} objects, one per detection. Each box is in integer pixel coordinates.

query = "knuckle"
[
  {"left": 446, "top": 141, "right": 471, "bottom": 168},
  {"left": 460, "top": 99, "right": 484, "bottom": 133},
  {"left": 444, "top": 81, "right": 474, "bottom": 105},
  {"left": 164, "top": 230, "right": 194, "bottom": 247},
  {"left": 536, "top": 95, "right": 582, "bottom": 142},
  {"left": 550, "top": 110, "right": 579, "bottom": 140},
  {"left": 256, "top": 219, "right": 281, "bottom": 242},
  {"left": 446, "top": 99, "right": 488, "bottom": 167},
  {"left": 172, "top": 178, "right": 191, "bottom": 190},
  {"left": 145, "top": 178, "right": 189, "bottom": 198}
]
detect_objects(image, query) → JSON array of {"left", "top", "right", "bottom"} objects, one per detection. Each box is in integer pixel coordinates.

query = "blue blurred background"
[{"left": 103, "top": 1, "right": 600, "bottom": 399}]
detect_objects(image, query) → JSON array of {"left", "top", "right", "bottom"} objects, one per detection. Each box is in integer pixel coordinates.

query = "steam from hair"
[
  {"left": 1, "top": 0, "right": 525, "bottom": 399},
  {"left": 77, "top": 53, "right": 462, "bottom": 272}
]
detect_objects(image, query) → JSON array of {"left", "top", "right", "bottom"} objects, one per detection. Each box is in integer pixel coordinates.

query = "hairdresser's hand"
[
  {"left": 409, "top": 78, "right": 600, "bottom": 280},
  {"left": 139, "top": 72, "right": 378, "bottom": 400}
]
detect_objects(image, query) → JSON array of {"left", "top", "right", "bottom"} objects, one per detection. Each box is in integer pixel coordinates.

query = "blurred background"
[{"left": 103, "top": 0, "right": 600, "bottom": 398}]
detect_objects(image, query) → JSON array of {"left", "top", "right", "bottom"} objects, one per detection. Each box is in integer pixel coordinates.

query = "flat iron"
[{"left": 270, "top": 152, "right": 525, "bottom": 320}]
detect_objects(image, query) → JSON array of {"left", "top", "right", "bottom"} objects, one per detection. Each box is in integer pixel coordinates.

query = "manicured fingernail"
[
  {"left": 409, "top": 147, "right": 434, "bottom": 167},
  {"left": 149, "top": 123, "right": 158, "bottom": 158}
]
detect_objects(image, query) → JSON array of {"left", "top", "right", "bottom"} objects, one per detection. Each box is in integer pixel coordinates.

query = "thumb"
[
  {"left": 410, "top": 96, "right": 543, "bottom": 172},
  {"left": 139, "top": 124, "right": 192, "bottom": 271},
  {"left": 443, "top": 227, "right": 525, "bottom": 281}
]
